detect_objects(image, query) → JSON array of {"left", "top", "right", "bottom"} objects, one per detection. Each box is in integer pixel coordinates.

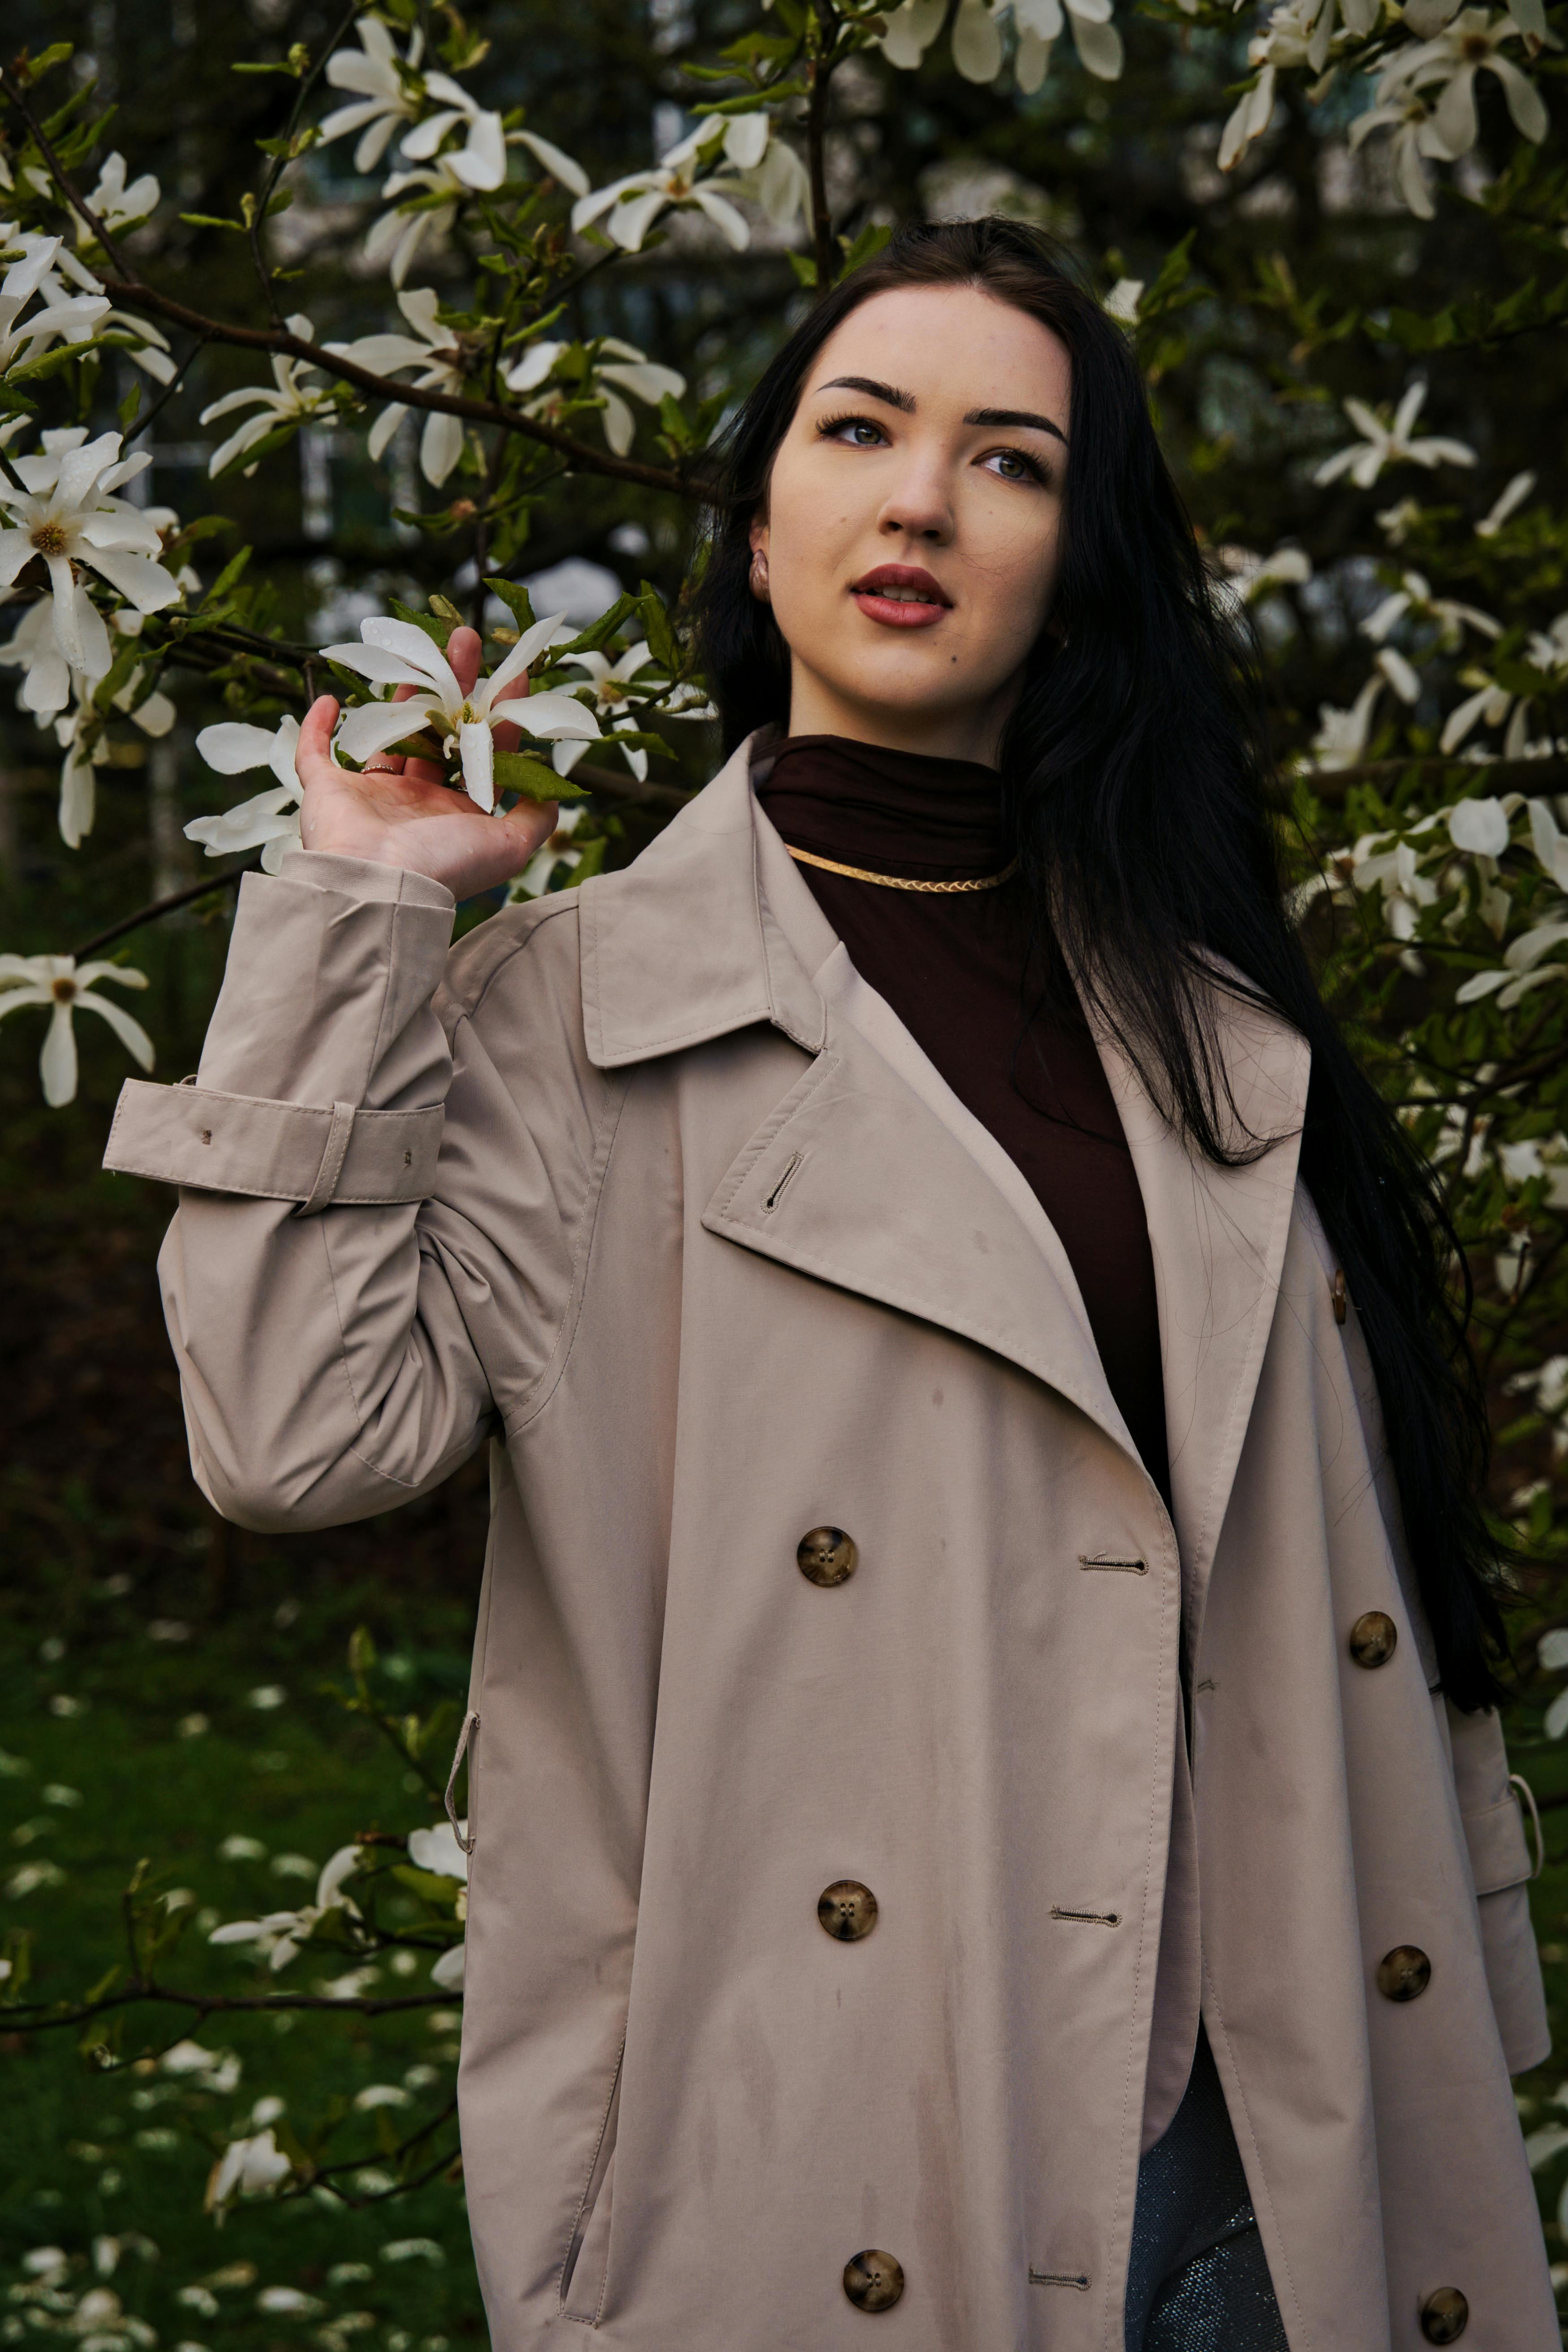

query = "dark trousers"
[{"left": 1124, "top": 2025, "right": 1290, "bottom": 2352}]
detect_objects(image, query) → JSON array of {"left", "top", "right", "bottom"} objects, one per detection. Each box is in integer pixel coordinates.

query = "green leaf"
[
  {"left": 17, "top": 43, "right": 73, "bottom": 87},
  {"left": 206, "top": 545, "right": 252, "bottom": 601},
  {"left": 178, "top": 212, "right": 246, "bottom": 233},
  {"left": 0, "top": 383, "right": 39, "bottom": 418},
  {"left": 601, "top": 728, "right": 673, "bottom": 758},
  {"left": 391, "top": 1865, "right": 463, "bottom": 1903},
  {"left": 387, "top": 596, "right": 457, "bottom": 651},
  {"left": 117, "top": 378, "right": 142, "bottom": 432},
  {"left": 557, "top": 836, "right": 608, "bottom": 888},
  {"left": 485, "top": 575, "right": 537, "bottom": 635},
  {"left": 6, "top": 337, "right": 108, "bottom": 384},
  {"left": 430, "top": 592, "right": 465, "bottom": 626},
  {"left": 492, "top": 751, "right": 588, "bottom": 802},
  {"left": 554, "top": 591, "right": 640, "bottom": 658},
  {"left": 210, "top": 416, "right": 302, "bottom": 481},
  {"left": 638, "top": 583, "right": 679, "bottom": 676},
  {"left": 347, "top": 1624, "right": 377, "bottom": 1678},
  {"left": 787, "top": 250, "right": 818, "bottom": 289},
  {"left": 837, "top": 220, "right": 892, "bottom": 275}
]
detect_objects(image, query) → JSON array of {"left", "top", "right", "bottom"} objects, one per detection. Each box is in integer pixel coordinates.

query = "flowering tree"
[{"left": 3, "top": 0, "right": 1568, "bottom": 2306}]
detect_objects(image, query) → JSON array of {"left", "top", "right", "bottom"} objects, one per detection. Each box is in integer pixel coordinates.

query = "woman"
[{"left": 105, "top": 220, "right": 1552, "bottom": 2349}]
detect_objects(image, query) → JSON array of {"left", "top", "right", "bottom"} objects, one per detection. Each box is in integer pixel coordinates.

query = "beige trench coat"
[{"left": 106, "top": 732, "right": 1554, "bottom": 2350}]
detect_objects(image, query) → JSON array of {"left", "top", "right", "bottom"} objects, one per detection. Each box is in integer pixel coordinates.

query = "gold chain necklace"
[{"left": 785, "top": 844, "right": 1021, "bottom": 894}]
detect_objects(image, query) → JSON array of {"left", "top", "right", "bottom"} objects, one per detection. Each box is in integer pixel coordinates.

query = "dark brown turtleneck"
[{"left": 758, "top": 733, "right": 1169, "bottom": 1508}]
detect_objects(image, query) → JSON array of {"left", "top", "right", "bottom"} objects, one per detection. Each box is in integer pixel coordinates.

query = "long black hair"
[{"left": 694, "top": 215, "right": 1508, "bottom": 1709}]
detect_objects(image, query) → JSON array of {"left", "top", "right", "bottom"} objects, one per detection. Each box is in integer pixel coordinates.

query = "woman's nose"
[{"left": 875, "top": 460, "right": 954, "bottom": 544}]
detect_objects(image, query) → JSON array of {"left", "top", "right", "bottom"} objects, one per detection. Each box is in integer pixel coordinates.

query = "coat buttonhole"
[
  {"left": 763, "top": 1151, "right": 803, "bottom": 1213},
  {"left": 1029, "top": 2270, "right": 1091, "bottom": 2290},
  {"left": 1050, "top": 1906, "right": 1120, "bottom": 1927},
  {"left": 1077, "top": 1554, "right": 1146, "bottom": 1574}
]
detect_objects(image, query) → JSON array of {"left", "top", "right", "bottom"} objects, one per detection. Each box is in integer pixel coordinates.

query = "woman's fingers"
[
  {"left": 295, "top": 695, "right": 340, "bottom": 790},
  {"left": 448, "top": 624, "right": 482, "bottom": 698}
]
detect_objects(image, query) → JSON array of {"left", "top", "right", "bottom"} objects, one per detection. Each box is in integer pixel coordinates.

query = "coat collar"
[{"left": 579, "top": 733, "right": 1311, "bottom": 1629}]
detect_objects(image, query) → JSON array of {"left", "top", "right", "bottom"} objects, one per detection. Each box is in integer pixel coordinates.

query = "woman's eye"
[
  {"left": 986, "top": 448, "right": 1044, "bottom": 484},
  {"left": 817, "top": 414, "right": 886, "bottom": 448}
]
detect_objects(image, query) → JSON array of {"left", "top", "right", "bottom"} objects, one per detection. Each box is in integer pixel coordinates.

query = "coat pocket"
[{"left": 560, "top": 2040, "right": 623, "bottom": 2325}]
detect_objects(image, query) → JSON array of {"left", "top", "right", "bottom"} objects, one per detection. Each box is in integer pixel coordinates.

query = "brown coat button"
[
  {"left": 1348, "top": 1611, "right": 1398, "bottom": 1669},
  {"left": 797, "top": 1527, "right": 857, "bottom": 1587},
  {"left": 843, "top": 2250, "right": 904, "bottom": 2311},
  {"left": 1377, "top": 1945, "right": 1431, "bottom": 2002},
  {"left": 1419, "top": 2286, "right": 1468, "bottom": 2342},
  {"left": 819, "top": 1881, "right": 878, "bottom": 1941}
]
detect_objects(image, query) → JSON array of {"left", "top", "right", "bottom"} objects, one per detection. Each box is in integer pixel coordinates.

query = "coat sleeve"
[
  {"left": 1444, "top": 1698, "right": 1551, "bottom": 2075},
  {"left": 102, "top": 848, "right": 613, "bottom": 1532}
]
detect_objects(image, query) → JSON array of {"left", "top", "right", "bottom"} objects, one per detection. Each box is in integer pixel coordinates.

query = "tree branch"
[
  {"left": 7, "top": 1978, "right": 459, "bottom": 2033},
  {"left": 0, "top": 61, "right": 698, "bottom": 499},
  {"left": 72, "top": 859, "right": 260, "bottom": 961}
]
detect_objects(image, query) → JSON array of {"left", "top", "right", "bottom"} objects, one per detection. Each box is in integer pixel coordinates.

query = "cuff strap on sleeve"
[{"left": 103, "top": 1077, "right": 444, "bottom": 1210}]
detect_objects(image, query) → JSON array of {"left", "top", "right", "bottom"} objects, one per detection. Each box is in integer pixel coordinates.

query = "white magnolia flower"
[
  {"left": 1349, "top": 831, "right": 1440, "bottom": 940},
  {"left": 52, "top": 663, "right": 176, "bottom": 848},
  {"left": 550, "top": 641, "right": 712, "bottom": 781},
  {"left": 319, "top": 16, "right": 427, "bottom": 172},
  {"left": 205, "top": 1856, "right": 356, "bottom": 1970},
  {"left": 1212, "top": 544, "right": 1311, "bottom": 611},
  {"left": 880, "top": 0, "right": 1122, "bottom": 88},
  {"left": 1361, "top": 570, "right": 1500, "bottom": 652},
  {"left": 198, "top": 317, "right": 336, "bottom": 477},
  {"left": 1376, "top": 10, "right": 1549, "bottom": 158},
  {"left": 39, "top": 244, "right": 177, "bottom": 383},
  {"left": 398, "top": 91, "right": 506, "bottom": 194},
  {"left": 429, "top": 1942, "right": 465, "bottom": 1991},
  {"left": 1310, "top": 673, "right": 1385, "bottom": 768},
  {"left": 330, "top": 288, "right": 470, "bottom": 487},
  {"left": 512, "top": 804, "right": 587, "bottom": 899},
  {"left": 0, "top": 228, "right": 112, "bottom": 378},
  {"left": 1440, "top": 669, "right": 1531, "bottom": 756},
  {"left": 324, "top": 613, "right": 600, "bottom": 811},
  {"left": 205, "top": 2129, "right": 290, "bottom": 2216},
  {"left": 504, "top": 335, "right": 686, "bottom": 457},
  {"left": 354, "top": 2083, "right": 412, "bottom": 2110},
  {"left": 1103, "top": 277, "right": 1144, "bottom": 325},
  {"left": 0, "top": 584, "right": 114, "bottom": 713},
  {"left": 0, "top": 953, "right": 153, "bottom": 1108},
  {"left": 1218, "top": 0, "right": 1376, "bottom": 168},
  {"left": 1347, "top": 85, "right": 1460, "bottom": 218},
  {"left": 1313, "top": 382, "right": 1477, "bottom": 489},
  {"left": 187, "top": 715, "right": 304, "bottom": 873},
  {"left": 1446, "top": 794, "right": 1512, "bottom": 855},
  {"left": 80, "top": 152, "right": 160, "bottom": 242},
  {"left": 1456, "top": 914, "right": 1568, "bottom": 1006},
  {"left": 571, "top": 121, "right": 752, "bottom": 255},
  {"left": 0, "top": 427, "right": 181, "bottom": 669},
  {"left": 1526, "top": 613, "right": 1568, "bottom": 678},
  {"left": 407, "top": 1821, "right": 469, "bottom": 1882},
  {"left": 365, "top": 154, "right": 472, "bottom": 287},
  {"left": 1476, "top": 470, "right": 1536, "bottom": 537}
]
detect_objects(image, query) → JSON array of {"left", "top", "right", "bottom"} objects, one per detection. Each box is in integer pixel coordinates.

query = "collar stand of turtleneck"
[{"left": 758, "top": 734, "right": 1008, "bottom": 884}]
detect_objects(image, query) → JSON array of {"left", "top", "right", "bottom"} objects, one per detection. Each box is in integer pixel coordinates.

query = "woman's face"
[{"left": 751, "top": 283, "right": 1071, "bottom": 764}]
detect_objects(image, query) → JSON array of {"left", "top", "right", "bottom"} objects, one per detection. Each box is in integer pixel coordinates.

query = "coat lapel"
[
  {"left": 580, "top": 732, "right": 1312, "bottom": 1585},
  {"left": 1092, "top": 1001, "right": 1310, "bottom": 1655}
]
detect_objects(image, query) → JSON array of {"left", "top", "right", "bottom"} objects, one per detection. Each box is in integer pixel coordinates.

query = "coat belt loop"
[
  {"left": 446, "top": 1708, "right": 480, "bottom": 1856},
  {"left": 1510, "top": 1771, "right": 1545, "bottom": 1879},
  {"left": 296, "top": 1101, "right": 356, "bottom": 1216}
]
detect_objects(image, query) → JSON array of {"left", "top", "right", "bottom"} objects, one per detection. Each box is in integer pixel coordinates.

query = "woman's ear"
[{"left": 748, "top": 511, "right": 771, "bottom": 604}]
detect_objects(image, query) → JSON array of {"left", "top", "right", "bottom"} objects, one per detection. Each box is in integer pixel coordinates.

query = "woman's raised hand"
[{"left": 294, "top": 624, "right": 560, "bottom": 898}]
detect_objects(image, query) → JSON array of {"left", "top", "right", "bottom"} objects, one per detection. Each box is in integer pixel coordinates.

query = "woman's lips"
[{"left": 849, "top": 565, "right": 952, "bottom": 630}]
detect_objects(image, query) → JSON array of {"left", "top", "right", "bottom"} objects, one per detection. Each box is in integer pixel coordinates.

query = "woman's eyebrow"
[
  {"left": 965, "top": 405, "right": 1068, "bottom": 446},
  {"left": 816, "top": 374, "right": 916, "bottom": 412},
  {"left": 813, "top": 376, "right": 1067, "bottom": 447}
]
